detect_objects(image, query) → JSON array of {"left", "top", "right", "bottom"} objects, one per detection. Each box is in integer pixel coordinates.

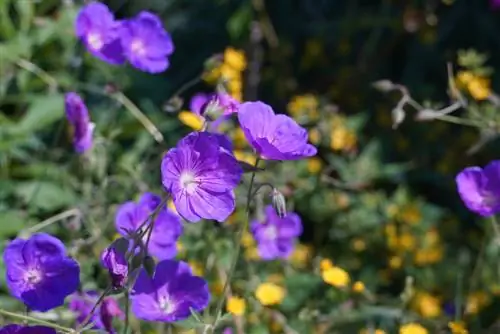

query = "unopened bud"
[
  {"left": 204, "top": 54, "right": 224, "bottom": 72},
  {"left": 130, "top": 252, "right": 144, "bottom": 272},
  {"left": 201, "top": 96, "right": 225, "bottom": 121},
  {"left": 143, "top": 255, "right": 156, "bottom": 277},
  {"left": 163, "top": 96, "right": 184, "bottom": 113},
  {"left": 372, "top": 80, "right": 396, "bottom": 93},
  {"left": 110, "top": 237, "right": 130, "bottom": 255},
  {"left": 391, "top": 107, "right": 405, "bottom": 129},
  {"left": 271, "top": 188, "right": 287, "bottom": 218}
]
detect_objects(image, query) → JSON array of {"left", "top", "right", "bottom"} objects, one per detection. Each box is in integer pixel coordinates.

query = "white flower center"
[
  {"left": 264, "top": 225, "right": 278, "bottom": 240},
  {"left": 131, "top": 39, "right": 146, "bottom": 56},
  {"left": 87, "top": 32, "right": 103, "bottom": 50},
  {"left": 24, "top": 268, "right": 42, "bottom": 286},
  {"left": 159, "top": 295, "right": 176, "bottom": 315},
  {"left": 180, "top": 171, "right": 198, "bottom": 194}
]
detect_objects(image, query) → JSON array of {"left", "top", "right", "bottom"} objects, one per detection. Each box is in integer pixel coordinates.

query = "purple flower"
[
  {"left": 251, "top": 206, "right": 303, "bottom": 260},
  {"left": 491, "top": 0, "right": 500, "bottom": 9},
  {"left": 115, "top": 192, "right": 182, "bottom": 259},
  {"left": 120, "top": 12, "right": 174, "bottom": 73},
  {"left": 456, "top": 160, "right": 500, "bottom": 217},
  {"left": 75, "top": 2, "right": 125, "bottom": 65},
  {"left": 190, "top": 92, "right": 240, "bottom": 117},
  {"left": 69, "top": 291, "right": 123, "bottom": 333},
  {"left": 101, "top": 245, "right": 128, "bottom": 289},
  {"left": 130, "top": 259, "right": 210, "bottom": 322},
  {"left": 0, "top": 325, "right": 56, "bottom": 334},
  {"left": 65, "top": 92, "right": 94, "bottom": 154},
  {"left": 4, "top": 233, "right": 80, "bottom": 312},
  {"left": 161, "top": 132, "right": 242, "bottom": 223},
  {"left": 238, "top": 101, "right": 317, "bottom": 160}
]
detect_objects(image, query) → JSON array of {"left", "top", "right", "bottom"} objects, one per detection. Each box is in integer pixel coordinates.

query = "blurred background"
[{"left": 2, "top": 0, "right": 500, "bottom": 333}]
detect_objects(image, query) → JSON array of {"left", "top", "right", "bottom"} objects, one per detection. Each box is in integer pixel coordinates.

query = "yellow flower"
[
  {"left": 467, "top": 76, "right": 491, "bottom": 100},
  {"left": 232, "top": 128, "right": 247, "bottom": 148},
  {"left": 352, "top": 281, "right": 365, "bottom": 293},
  {"left": 176, "top": 241, "right": 185, "bottom": 258},
  {"left": 322, "top": 266, "right": 350, "bottom": 287},
  {"left": 188, "top": 261, "right": 204, "bottom": 277},
  {"left": 399, "top": 323, "right": 428, "bottom": 334},
  {"left": 241, "top": 231, "right": 255, "bottom": 247},
  {"left": 290, "top": 244, "right": 312, "bottom": 268},
  {"left": 398, "top": 232, "right": 416, "bottom": 251},
  {"left": 244, "top": 246, "right": 260, "bottom": 261},
  {"left": 112, "top": 233, "right": 121, "bottom": 241},
  {"left": 465, "top": 291, "right": 490, "bottom": 314},
  {"left": 320, "top": 259, "right": 333, "bottom": 271},
  {"left": 220, "top": 63, "right": 242, "bottom": 82},
  {"left": 448, "top": 321, "right": 468, "bottom": 334},
  {"left": 456, "top": 70, "right": 474, "bottom": 87},
  {"left": 178, "top": 111, "right": 204, "bottom": 130},
  {"left": 351, "top": 238, "right": 366, "bottom": 252},
  {"left": 255, "top": 282, "right": 285, "bottom": 306},
  {"left": 167, "top": 199, "right": 177, "bottom": 214},
  {"left": 211, "top": 280, "right": 224, "bottom": 296},
  {"left": 224, "top": 47, "right": 247, "bottom": 71},
  {"left": 399, "top": 204, "right": 421, "bottom": 224},
  {"left": 226, "top": 296, "right": 246, "bottom": 316},
  {"left": 234, "top": 150, "right": 257, "bottom": 166},
  {"left": 412, "top": 292, "right": 441, "bottom": 318},
  {"left": 330, "top": 127, "right": 356, "bottom": 151},
  {"left": 287, "top": 94, "right": 319, "bottom": 120},
  {"left": 389, "top": 256, "right": 403, "bottom": 269},
  {"left": 309, "top": 128, "right": 321, "bottom": 145},
  {"left": 307, "top": 157, "right": 323, "bottom": 174}
]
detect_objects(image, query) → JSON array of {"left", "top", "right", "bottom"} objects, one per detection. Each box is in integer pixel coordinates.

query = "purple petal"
[{"left": 456, "top": 167, "right": 493, "bottom": 216}]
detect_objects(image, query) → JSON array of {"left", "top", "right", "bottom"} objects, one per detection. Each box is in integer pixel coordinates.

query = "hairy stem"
[{"left": 0, "top": 309, "right": 74, "bottom": 333}]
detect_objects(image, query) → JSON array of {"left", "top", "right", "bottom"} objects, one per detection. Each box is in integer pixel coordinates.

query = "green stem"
[
  {"left": 0, "top": 309, "right": 73, "bottom": 333},
  {"left": 434, "top": 114, "right": 482, "bottom": 128},
  {"left": 124, "top": 290, "right": 130, "bottom": 334},
  {"left": 210, "top": 157, "right": 260, "bottom": 331}
]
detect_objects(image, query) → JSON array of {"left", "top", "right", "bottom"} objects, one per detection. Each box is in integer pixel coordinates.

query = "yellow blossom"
[
  {"left": 412, "top": 292, "right": 441, "bottom": 318},
  {"left": 399, "top": 323, "right": 428, "bottom": 334},
  {"left": 267, "top": 273, "right": 284, "bottom": 284},
  {"left": 307, "top": 157, "right": 323, "bottom": 174},
  {"left": 244, "top": 246, "right": 260, "bottom": 261},
  {"left": 226, "top": 296, "right": 246, "bottom": 316},
  {"left": 287, "top": 94, "right": 319, "bottom": 120},
  {"left": 241, "top": 231, "right": 255, "bottom": 247},
  {"left": 352, "top": 281, "right": 365, "bottom": 293},
  {"left": 322, "top": 266, "right": 350, "bottom": 287},
  {"left": 176, "top": 241, "right": 185, "bottom": 258},
  {"left": 398, "top": 233, "right": 416, "bottom": 251},
  {"left": 320, "top": 259, "right": 333, "bottom": 271},
  {"left": 178, "top": 111, "right": 204, "bottom": 130},
  {"left": 309, "top": 128, "right": 321, "bottom": 145},
  {"left": 389, "top": 256, "right": 403, "bottom": 269},
  {"left": 456, "top": 70, "right": 474, "bottom": 87},
  {"left": 399, "top": 204, "right": 421, "bottom": 224},
  {"left": 290, "top": 244, "right": 312, "bottom": 268},
  {"left": 414, "top": 247, "right": 443, "bottom": 266},
  {"left": 467, "top": 76, "right": 491, "bottom": 100},
  {"left": 167, "top": 199, "right": 177, "bottom": 214},
  {"left": 224, "top": 47, "right": 247, "bottom": 71},
  {"left": 334, "top": 192, "right": 351, "bottom": 209},
  {"left": 188, "top": 261, "right": 204, "bottom": 277},
  {"left": 255, "top": 282, "right": 285, "bottom": 306},
  {"left": 220, "top": 63, "right": 242, "bottom": 82},
  {"left": 232, "top": 128, "right": 247, "bottom": 149},
  {"left": 330, "top": 127, "right": 356, "bottom": 151},
  {"left": 234, "top": 150, "right": 257, "bottom": 166},
  {"left": 211, "top": 281, "right": 224, "bottom": 296},
  {"left": 448, "top": 321, "right": 468, "bottom": 334},
  {"left": 465, "top": 291, "right": 490, "bottom": 314},
  {"left": 351, "top": 238, "right": 366, "bottom": 252}
]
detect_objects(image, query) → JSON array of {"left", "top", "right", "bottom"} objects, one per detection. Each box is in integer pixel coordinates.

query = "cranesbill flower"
[
  {"left": 190, "top": 92, "right": 240, "bottom": 117},
  {"left": 130, "top": 259, "right": 210, "bottom": 322},
  {"left": 238, "top": 101, "right": 317, "bottom": 160},
  {"left": 456, "top": 160, "right": 500, "bottom": 217},
  {"left": 161, "top": 132, "right": 242, "bottom": 223},
  {"left": 101, "top": 245, "right": 128, "bottom": 289},
  {"left": 75, "top": 2, "right": 125, "bottom": 65},
  {"left": 4, "top": 233, "right": 80, "bottom": 311},
  {"left": 69, "top": 291, "right": 123, "bottom": 333},
  {"left": 251, "top": 205, "right": 303, "bottom": 260},
  {"left": 115, "top": 192, "right": 182, "bottom": 259},
  {"left": 65, "top": 92, "right": 94, "bottom": 154},
  {"left": 0, "top": 325, "right": 56, "bottom": 334},
  {"left": 120, "top": 12, "right": 174, "bottom": 73}
]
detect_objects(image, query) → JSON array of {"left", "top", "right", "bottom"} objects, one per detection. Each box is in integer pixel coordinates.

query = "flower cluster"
[{"left": 76, "top": 2, "right": 174, "bottom": 73}]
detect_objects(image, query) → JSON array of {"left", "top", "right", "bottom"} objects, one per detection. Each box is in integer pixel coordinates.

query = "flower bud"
[
  {"left": 101, "top": 245, "right": 129, "bottom": 289},
  {"left": 143, "top": 255, "right": 156, "bottom": 278},
  {"left": 271, "top": 188, "right": 287, "bottom": 218}
]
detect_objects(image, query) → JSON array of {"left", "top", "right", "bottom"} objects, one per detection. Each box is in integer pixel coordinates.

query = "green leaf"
[
  {"left": 0, "top": 210, "right": 28, "bottom": 237},
  {"left": 15, "top": 181, "right": 76, "bottom": 211},
  {"left": 11, "top": 94, "right": 64, "bottom": 134},
  {"left": 280, "top": 273, "right": 322, "bottom": 312},
  {"left": 226, "top": 3, "right": 252, "bottom": 40},
  {"left": 173, "top": 315, "right": 205, "bottom": 329},
  {"left": 15, "top": 0, "right": 34, "bottom": 32}
]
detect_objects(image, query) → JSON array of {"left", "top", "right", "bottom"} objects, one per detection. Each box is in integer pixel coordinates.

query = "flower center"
[
  {"left": 264, "top": 225, "right": 278, "bottom": 240},
  {"left": 87, "top": 32, "right": 104, "bottom": 50},
  {"left": 159, "top": 295, "right": 176, "bottom": 315},
  {"left": 24, "top": 268, "right": 42, "bottom": 286},
  {"left": 131, "top": 39, "right": 146, "bottom": 56},
  {"left": 180, "top": 171, "right": 198, "bottom": 194}
]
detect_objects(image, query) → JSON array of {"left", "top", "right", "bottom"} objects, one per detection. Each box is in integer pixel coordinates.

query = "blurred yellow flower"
[
  {"left": 320, "top": 259, "right": 333, "bottom": 271},
  {"left": 255, "top": 282, "right": 285, "bottom": 306},
  {"left": 330, "top": 127, "right": 356, "bottom": 151},
  {"left": 412, "top": 292, "right": 441, "bottom": 318},
  {"left": 322, "top": 266, "right": 350, "bottom": 287},
  {"left": 287, "top": 94, "right": 319, "bottom": 120},
  {"left": 465, "top": 291, "right": 490, "bottom": 314},
  {"left": 467, "top": 76, "right": 491, "bottom": 100},
  {"left": 398, "top": 233, "right": 416, "bottom": 251},
  {"left": 176, "top": 241, "right": 185, "bottom": 258},
  {"left": 188, "top": 261, "right": 204, "bottom": 277},
  {"left": 178, "top": 111, "right": 204, "bottom": 130},
  {"left": 352, "top": 281, "right": 365, "bottom": 293},
  {"left": 307, "top": 157, "right": 323, "bottom": 174},
  {"left": 448, "top": 321, "right": 468, "bottom": 334},
  {"left": 269, "top": 320, "right": 283, "bottom": 333},
  {"left": 211, "top": 281, "right": 224, "bottom": 296},
  {"left": 244, "top": 246, "right": 260, "bottom": 261},
  {"left": 389, "top": 256, "right": 403, "bottom": 269},
  {"left": 360, "top": 330, "right": 386, "bottom": 334},
  {"left": 456, "top": 70, "right": 474, "bottom": 87},
  {"left": 226, "top": 296, "right": 246, "bottom": 316},
  {"left": 290, "top": 244, "right": 312, "bottom": 268},
  {"left": 309, "top": 128, "right": 321, "bottom": 145},
  {"left": 167, "top": 199, "right": 177, "bottom": 214},
  {"left": 399, "top": 204, "right": 421, "bottom": 224},
  {"left": 414, "top": 247, "right": 443, "bottom": 266},
  {"left": 399, "top": 323, "right": 428, "bottom": 334},
  {"left": 224, "top": 47, "right": 247, "bottom": 72},
  {"left": 241, "top": 231, "right": 255, "bottom": 247},
  {"left": 351, "top": 238, "right": 367, "bottom": 252},
  {"left": 234, "top": 150, "right": 257, "bottom": 166},
  {"left": 232, "top": 128, "right": 247, "bottom": 149}
]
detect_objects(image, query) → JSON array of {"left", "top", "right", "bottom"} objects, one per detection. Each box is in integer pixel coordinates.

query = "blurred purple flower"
[
  {"left": 0, "top": 325, "right": 55, "bottom": 334},
  {"left": 115, "top": 192, "right": 182, "bottom": 259},
  {"left": 75, "top": 2, "right": 125, "bottom": 64},
  {"left": 4, "top": 233, "right": 80, "bottom": 311},
  {"left": 238, "top": 101, "right": 317, "bottom": 160},
  {"left": 65, "top": 92, "right": 94, "bottom": 154},
  {"left": 120, "top": 12, "right": 174, "bottom": 73},
  {"left": 69, "top": 291, "right": 123, "bottom": 333},
  {"left": 161, "top": 132, "right": 242, "bottom": 223},
  {"left": 190, "top": 92, "right": 240, "bottom": 116},
  {"left": 100, "top": 245, "right": 128, "bottom": 289},
  {"left": 222, "top": 328, "right": 234, "bottom": 334},
  {"left": 456, "top": 160, "right": 500, "bottom": 217},
  {"left": 491, "top": 0, "right": 500, "bottom": 9},
  {"left": 251, "top": 206, "right": 303, "bottom": 260},
  {"left": 130, "top": 259, "right": 210, "bottom": 322}
]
